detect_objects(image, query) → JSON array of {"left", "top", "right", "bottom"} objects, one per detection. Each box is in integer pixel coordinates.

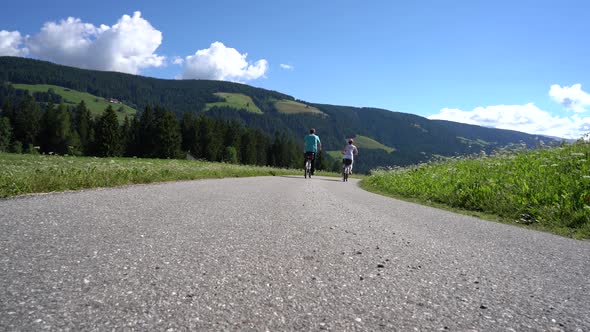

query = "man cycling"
[{"left": 304, "top": 128, "right": 322, "bottom": 175}]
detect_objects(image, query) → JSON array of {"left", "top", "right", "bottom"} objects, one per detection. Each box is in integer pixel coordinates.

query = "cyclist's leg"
[
  {"left": 310, "top": 152, "right": 316, "bottom": 175},
  {"left": 303, "top": 152, "right": 307, "bottom": 169}
]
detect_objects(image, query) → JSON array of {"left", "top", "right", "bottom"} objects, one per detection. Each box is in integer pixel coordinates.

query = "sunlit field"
[
  {"left": 12, "top": 83, "right": 137, "bottom": 121},
  {"left": 204, "top": 92, "right": 263, "bottom": 114},
  {"left": 0, "top": 153, "right": 336, "bottom": 198},
  {"left": 362, "top": 143, "right": 590, "bottom": 239}
]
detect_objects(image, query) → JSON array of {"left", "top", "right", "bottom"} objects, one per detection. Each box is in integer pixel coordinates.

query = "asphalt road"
[{"left": 1, "top": 176, "right": 589, "bottom": 331}]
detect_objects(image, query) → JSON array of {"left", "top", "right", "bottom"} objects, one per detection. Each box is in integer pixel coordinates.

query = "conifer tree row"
[{"left": 0, "top": 91, "right": 309, "bottom": 170}]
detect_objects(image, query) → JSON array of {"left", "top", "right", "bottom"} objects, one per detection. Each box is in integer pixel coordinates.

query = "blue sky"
[{"left": 1, "top": 0, "right": 589, "bottom": 138}]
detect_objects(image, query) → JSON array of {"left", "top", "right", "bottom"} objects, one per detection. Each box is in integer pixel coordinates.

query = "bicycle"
[{"left": 304, "top": 153, "right": 314, "bottom": 178}]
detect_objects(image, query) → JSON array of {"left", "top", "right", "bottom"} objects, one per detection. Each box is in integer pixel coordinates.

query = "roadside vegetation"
[
  {"left": 0, "top": 153, "right": 339, "bottom": 198},
  {"left": 361, "top": 143, "right": 590, "bottom": 239}
]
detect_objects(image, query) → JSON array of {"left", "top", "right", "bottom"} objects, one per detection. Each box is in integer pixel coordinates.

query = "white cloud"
[
  {"left": 172, "top": 56, "right": 184, "bottom": 65},
  {"left": 0, "top": 30, "right": 28, "bottom": 56},
  {"left": 280, "top": 63, "right": 294, "bottom": 70},
  {"left": 180, "top": 42, "right": 268, "bottom": 81},
  {"left": 428, "top": 103, "right": 590, "bottom": 139},
  {"left": 25, "top": 11, "right": 164, "bottom": 74},
  {"left": 549, "top": 84, "right": 590, "bottom": 113}
]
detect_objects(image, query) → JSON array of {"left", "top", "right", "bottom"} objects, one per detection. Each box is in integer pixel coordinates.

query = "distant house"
[{"left": 107, "top": 98, "right": 121, "bottom": 104}]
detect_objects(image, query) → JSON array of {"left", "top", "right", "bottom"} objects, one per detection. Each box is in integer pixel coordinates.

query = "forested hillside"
[
  {"left": 0, "top": 56, "right": 561, "bottom": 173},
  {"left": 0, "top": 84, "right": 316, "bottom": 170}
]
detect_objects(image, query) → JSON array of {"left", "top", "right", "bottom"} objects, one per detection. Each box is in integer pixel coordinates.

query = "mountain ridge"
[{"left": 0, "top": 56, "right": 561, "bottom": 172}]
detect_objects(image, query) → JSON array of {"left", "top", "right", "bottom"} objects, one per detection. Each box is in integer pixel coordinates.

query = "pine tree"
[
  {"left": 198, "top": 116, "right": 222, "bottom": 161},
  {"left": 94, "top": 105, "right": 122, "bottom": 157},
  {"left": 73, "top": 101, "right": 93, "bottom": 154},
  {"left": 120, "top": 115, "right": 132, "bottom": 156},
  {"left": 125, "top": 115, "right": 140, "bottom": 157},
  {"left": 138, "top": 106, "right": 156, "bottom": 157},
  {"left": 0, "top": 116, "right": 12, "bottom": 152},
  {"left": 1, "top": 100, "right": 10, "bottom": 118},
  {"left": 254, "top": 131, "right": 269, "bottom": 166},
  {"left": 240, "top": 130, "right": 257, "bottom": 165},
  {"left": 223, "top": 146, "right": 239, "bottom": 164},
  {"left": 41, "top": 103, "right": 74, "bottom": 154},
  {"left": 180, "top": 112, "right": 196, "bottom": 153},
  {"left": 153, "top": 107, "right": 181, "bottom": 159},
  {"left": 13, "top": 93, "right": 42, "bottom": 148}
]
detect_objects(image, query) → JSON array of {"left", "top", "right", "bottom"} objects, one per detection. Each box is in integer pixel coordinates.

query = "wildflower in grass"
[
  {"left": 551, "top": 164, "right": 559, "bottom": 167},
  {"left": 571, "top": 153, "right": 585, "bottom": 157}
]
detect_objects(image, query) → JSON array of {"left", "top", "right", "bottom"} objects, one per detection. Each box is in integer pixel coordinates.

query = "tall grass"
[
  {"left": 362, "top": 143, "right": 590, "bottom": 239},
  {"left": 0, "top": 153, "right": 318, "bottom": 198}
]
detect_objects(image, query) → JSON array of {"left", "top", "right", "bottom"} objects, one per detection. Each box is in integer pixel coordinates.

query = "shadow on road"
[{"left": 276, "top": 175, "right": 350, "bottom": 182}]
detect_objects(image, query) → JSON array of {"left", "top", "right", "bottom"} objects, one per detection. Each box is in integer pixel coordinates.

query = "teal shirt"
[{"left": 304, "top": 134, "right": 321, "bottom": 152}]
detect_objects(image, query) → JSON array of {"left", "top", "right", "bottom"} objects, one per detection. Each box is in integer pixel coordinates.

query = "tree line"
[{"left": 0, "top": 91, "right": 340, "bottom": 171}]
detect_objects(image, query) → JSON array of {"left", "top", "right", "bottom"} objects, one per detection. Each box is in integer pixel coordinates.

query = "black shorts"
[{"left": 342, "top": 159, "right": 353, "bottom": 166}]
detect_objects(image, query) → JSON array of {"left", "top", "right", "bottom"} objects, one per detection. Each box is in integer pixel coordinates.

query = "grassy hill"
[
  {"left": 12, "top": 83, "right": 137, "bottom": 121},
  {"left": 204, "top": 92, "right": 263, "bottom": 114},
  {"left": 327, "top": 135, "right": 395, "bottom": 160},
  {"left": 275, "top": 100, "right": 325, "bottom": 116},
  {"left": 353, "top": 135, "right": 395, "bottom": 153}
]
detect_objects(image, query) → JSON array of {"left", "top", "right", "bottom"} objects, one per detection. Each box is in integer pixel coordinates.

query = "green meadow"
[
  {"left": 274, "top": 100, "right": 325, "bottom": 116},
  {"left": 12, "top": 84, "right": 137, "bottom": 121},
  {"left": 204, "top": 92, "right": 263, "bottom": 114},
  {"left": 327, "top": 135, "right": 395, "bottom": 159},
  {"left": 353, "top": 135, "right": 395, "bottom": 153},
  {"left": 0, "top": 153, "right": 340, "bottom": 198},
  {"left": 362, "top": 143, "right": 590, "bottom": 239}
]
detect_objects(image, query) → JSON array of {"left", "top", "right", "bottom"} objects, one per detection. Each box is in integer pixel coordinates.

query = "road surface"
[{"left": 1, "top": 176, "right": 589, "bottom": 331}]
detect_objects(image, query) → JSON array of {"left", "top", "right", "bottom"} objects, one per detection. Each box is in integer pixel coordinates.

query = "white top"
[{"left": 343, "top": 144, "right": 357, "bottom": 160}]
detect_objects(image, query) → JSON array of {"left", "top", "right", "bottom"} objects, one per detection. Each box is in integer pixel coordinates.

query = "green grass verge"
[
  {"left": 274, "top": 100, "right": 325, "bottom": 116},
  {"left": 12, "top": 84, "right": 137, "bottom": 121},
  {"left": 204, "top": 92, "right": 263, "bottom": 114},
  {"left": 0, "top": 153, "right": 342, "bottom": 198},
  {"left": 361, "top": 143, "right": 590, "bottom": 239}
]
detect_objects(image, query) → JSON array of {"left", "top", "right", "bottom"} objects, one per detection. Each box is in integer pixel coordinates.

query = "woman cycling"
[{"left": 342, "top": 138, "right": 359, "bottom": 177}]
